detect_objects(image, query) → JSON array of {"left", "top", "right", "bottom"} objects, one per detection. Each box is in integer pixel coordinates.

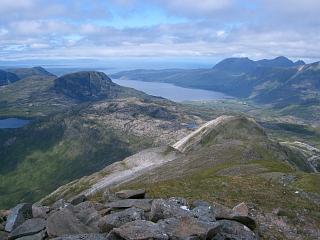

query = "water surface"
[
  {"left": 0, "top": 118, "right": 30, "bottom": 129},
  {"left": 113, "top": 79, "right": 232, "bottom": 102}
]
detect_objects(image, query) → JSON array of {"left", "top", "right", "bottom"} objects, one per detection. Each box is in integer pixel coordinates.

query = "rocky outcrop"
[
  {"left": 281, "top": 141, "right": 320, "bottom": 172},
  {"left": 53, "top": 71, "right": 147, "bottom": 101},
  {"left": 0, "top": 189, "right": 259, "bottom": 240}
]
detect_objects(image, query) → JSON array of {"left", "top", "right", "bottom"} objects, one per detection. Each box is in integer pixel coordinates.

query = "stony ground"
[{"left": 0, "top": 189, "right": 260, "bottom": 240}]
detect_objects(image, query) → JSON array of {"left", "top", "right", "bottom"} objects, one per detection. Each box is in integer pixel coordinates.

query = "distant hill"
[
  {"left": 7, "top": 66, "right": 56, "bottom": 79},
  {"left": 0, "top": 66, "right": 56, "bottom": 87},
  {"left": 0, "top": 70, "right": 19, "bottom": 86}
]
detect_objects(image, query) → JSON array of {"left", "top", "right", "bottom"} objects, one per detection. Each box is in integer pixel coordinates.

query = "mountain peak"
[
  {"left": 54, "top": 71, "right": 114, "bottom": 100},
  {"left": 172, "top": 115, "right": 265, "bottom": 153},
  {"left": 212, "top": 57, "right": 256, "bottom": 73}
]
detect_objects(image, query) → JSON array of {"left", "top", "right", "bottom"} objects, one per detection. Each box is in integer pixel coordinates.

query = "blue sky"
[{"left": 0, "top": 0, "right": 319, "bottom": 64}]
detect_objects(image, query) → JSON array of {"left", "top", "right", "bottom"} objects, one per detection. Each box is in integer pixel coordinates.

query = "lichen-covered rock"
[
  {"left": 207, "top": 220, "right": 257, "bottom": 240},
  {"left": 46, "top": 208, "right": 96, "bottom": 237},
  {"left": 150, "top": 199, "right": 191, "bottom": 222},
  {"left": 191, "top": 205, "right": 216, "bottom": 222},
  {"left": 158, "top": 216, "right": 218, "bottom": 240},
  {"left": 9, "top": 218, "right": 46, "bottom": 240},
  {"left": 109, "top": 220, "right": 169, "bottom": 240},
  {"left": 99, "top": 207, "right": 145, "bottom": 232}
]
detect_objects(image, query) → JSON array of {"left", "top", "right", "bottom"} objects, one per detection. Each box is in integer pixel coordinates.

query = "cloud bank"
[{"left": 0, "top": 0, "right": 319, "bottom": 61}]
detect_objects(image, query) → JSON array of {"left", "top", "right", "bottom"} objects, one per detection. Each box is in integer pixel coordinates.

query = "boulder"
[
  {"left": 109, "top": 220, "right": 169, "bottom": 240},
  {"left": 99, "top": 207, "right": 145, "bottom": 232},
  {"left": 32, "top": 205, "right": 50, "bottom": 219},
  {"left": 232, "top": 202, "right": 249, "bottom": 217},
  {"left": 158, "top": 216, "right": 218, "bottom": 240},
  {"left": 211, "top": 203, "right": 233, "bottom": 220},
  {"left": 167, "top": 197, "right": 188, "bottom": 206},
  {"left": 73, "top": 202, "right": 104, "bottom": 230},
  {"left": 106, "top": 199, "right": 152, "bottom": 211},
  {"left": 15, "top": 231, "right": 46, "bottom": 240},
  {"left": 150, "top": 199, "right": 191, "bottom": 222},
  {"left": 191, "top": 206, "right": 216, "bottom": 222},
  {"left": 207, "top": 220, "right": 257, "bottom": 240},
  {"left": 9, "top": 218, "right": 46, "bottom": 240},
  {"left": 69, "top": 195, "right": 87, "bottom": 206},
  {"left": 52, "top": 199, "right": 70, "bottom": 210},
  {"left": 5, "top": 203, "right": 33, "bottom": 232},
  {"left": 191, "top": 200, "right": 211, "bottom": 208},
  {"left": 46, "top": 208, "right": 96, "bottom": 237},
  {"left": 51, "top": 233, "right": 107, "bottom": 240},
  {"left": 115, "top": 189, "right": 145, "bottom": 199}
]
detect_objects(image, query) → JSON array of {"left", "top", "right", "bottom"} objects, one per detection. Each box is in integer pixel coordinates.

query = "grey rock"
[
  {"left": 110, "top": 220, "right": 169, "bottom": 240},
  {"left": 46, "top": 208, "right": 96, "bottom": 237},
  {"left": 211, "top": 203, "right": 233, "bottom": 220},
  {"left": 191, "top": 200, "right": 211, "bottom": 208},
  {"left": 150, "top": 199, "right": 191, "bottom": 222},
  {"left": 158, "top": 216, "right": 218, "bottom": 240},
  {"left": 32, "top": 206, "right": 50, "bottom": 219},
  {"left": 5, "top": 203, "right": 33, "bottom": 232},
  {"left": 11, "top": 230, "right": 46, "bottom": 240},
  {"left": 167, "top": 197, "right": 188, "bottom": 206},
  {"left": 232, "top": 202, "right": 249, "bottom": 217},
  {"left": 74, "top": 202, "right": 106, "bottom": 212},
  {"left": 51, "top": 233, "right": 107, "bottom": 240},
  {"left": 52, "top": 199, "right": 70, "bottom": 210},
  {"left": 191, "top": 206, "right": 216, "bottom": 222},
  {"left": 207, "top": 220, "right": 257, "bottom": 240},
  {"left": 99, "top": 207, "right": 145, "bottom": 232},
  {"left": 103, "top": 189, "right": 118, "bottom": 203},
  {"left": 9, "top": 218, "right": 46, "bottom": 240},
  {"left": 0, "top": 224, "right": 4, "bottom": 231},
  {"left": 115, "top": 189, "right": 145, "bottom": 199},
  {"left": 73, "top": 202, "right": 104, "bottom": 230},
  {"left": 106, "top": 199, "right": 152, "bottom": 211},
  {"left": 69, "top": 195, "right": 87, "bottom": 206}
]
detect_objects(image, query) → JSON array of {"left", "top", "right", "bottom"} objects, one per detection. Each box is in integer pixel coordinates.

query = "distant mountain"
[
  {"left": 212, "top": 56, "right": 305, "bottom": 73},
  {"left": 7, "top": 66, "right": 56, "bottom": 79},
  {"left": 0, "top": 70, "right": 19, "bottom": 86},
  {"left": 112, "top": 56, "right": 320, "bottom": 122},
  {"left": 212, "top": 57, "right": 257, "bottom": 73}
]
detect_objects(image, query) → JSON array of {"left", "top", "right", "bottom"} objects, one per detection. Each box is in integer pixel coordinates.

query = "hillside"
[
  {"left": 0, "top": 70, "right": 207, "bottom": 209},
  {"left": 41, "top": 115, "right": 320, "bottom": 239}
]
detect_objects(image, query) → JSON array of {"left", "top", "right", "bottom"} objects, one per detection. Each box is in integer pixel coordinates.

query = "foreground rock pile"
[{"left": 0, "top": 189, "right": 259, "bottom": 240}]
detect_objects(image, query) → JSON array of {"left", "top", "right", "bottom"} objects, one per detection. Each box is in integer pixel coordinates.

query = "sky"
[{"left": 0, "top": 0, "right": 320, "bottom": 65}]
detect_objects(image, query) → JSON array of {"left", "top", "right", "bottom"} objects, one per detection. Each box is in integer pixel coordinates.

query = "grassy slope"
[
  {"left": 122, "top": 160, "right": 320, "bottom": 240},
  {"left": 0, "top": 109, "right": 153, "bottom": 209}
]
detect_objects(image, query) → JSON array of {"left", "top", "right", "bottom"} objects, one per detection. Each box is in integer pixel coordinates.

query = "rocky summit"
[{"left": 0, "top": 189, "right": 259, "bottom": 240}]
